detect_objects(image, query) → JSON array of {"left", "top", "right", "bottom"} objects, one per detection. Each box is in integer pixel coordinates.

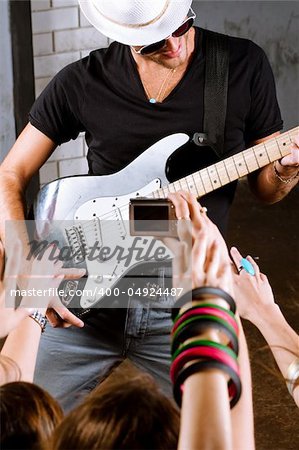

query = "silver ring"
[
  {"left": 200, "top": 207, "right": 208, "bottom": 214},
  {"left": 177, "top": 216, "right": 190, "bottom": 220}
]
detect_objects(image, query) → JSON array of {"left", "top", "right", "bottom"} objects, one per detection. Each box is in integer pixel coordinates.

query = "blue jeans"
[{"left": 34, "top": 295, "right": 174, "bottom": 411}]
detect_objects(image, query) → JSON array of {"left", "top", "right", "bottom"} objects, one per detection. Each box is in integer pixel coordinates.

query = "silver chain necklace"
[{"left": 143, "top": 68, "right": 176, "bottom": 104}]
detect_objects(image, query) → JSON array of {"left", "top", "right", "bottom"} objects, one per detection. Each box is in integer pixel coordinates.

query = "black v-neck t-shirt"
[{"left": 29, "top": 27, "right": 282, "bottom": 232}]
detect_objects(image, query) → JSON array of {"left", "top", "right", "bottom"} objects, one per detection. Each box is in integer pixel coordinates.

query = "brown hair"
[
  {"left": 0, "top": 381, "right": 63, "bottom": 450},
  {"left": 50, "top": 367, "right": 179, "bottom": 449}
]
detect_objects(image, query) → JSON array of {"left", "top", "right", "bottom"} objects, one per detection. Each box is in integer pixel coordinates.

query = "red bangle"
[{"left": 170, "top": 345, "right": 240, "bottom": 384}]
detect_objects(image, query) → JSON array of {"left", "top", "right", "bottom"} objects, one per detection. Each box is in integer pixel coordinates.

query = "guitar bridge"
[{"left": 65, "top": 218, "right": 102, "bottom": 263}]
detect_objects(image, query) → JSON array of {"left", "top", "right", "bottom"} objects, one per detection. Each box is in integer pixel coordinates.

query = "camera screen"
[{"left": 134, "top": 204, "right": 169, "bottom": 232}]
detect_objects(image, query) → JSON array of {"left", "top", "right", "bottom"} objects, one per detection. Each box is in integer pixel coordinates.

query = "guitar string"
[
  {"left": 75, "top": 134, "right": 295, "bottom": 237},
  {"left": 65, "top": 131, "right": 296, "bottom": 238}
]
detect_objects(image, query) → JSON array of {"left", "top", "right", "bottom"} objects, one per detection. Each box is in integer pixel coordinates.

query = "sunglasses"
[{"left": 132, "top": 8, "right": 196, "bottom": 56}]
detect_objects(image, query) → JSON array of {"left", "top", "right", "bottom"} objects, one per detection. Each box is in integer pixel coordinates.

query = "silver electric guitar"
[{"left": 33, "top": 128, "right": 298, "bottom": 317}]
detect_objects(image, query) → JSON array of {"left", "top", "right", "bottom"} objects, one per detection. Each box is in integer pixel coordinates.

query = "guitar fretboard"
[{"left": 150, "top": 127, "right": 298, "bottom": 198}]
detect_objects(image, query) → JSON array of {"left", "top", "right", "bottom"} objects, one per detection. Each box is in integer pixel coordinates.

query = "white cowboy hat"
[{"left": 78, "top": 0, "right": 193, "bottom": 46}]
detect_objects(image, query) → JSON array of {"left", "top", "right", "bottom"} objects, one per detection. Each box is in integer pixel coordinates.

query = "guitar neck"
[{"left": 151, "top": 127, "right": 298, "bottom": 199}]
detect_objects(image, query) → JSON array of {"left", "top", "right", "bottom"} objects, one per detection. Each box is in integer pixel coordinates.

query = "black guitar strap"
[{"left": 193, "top": 29, "right": 229, "bottom": 157}]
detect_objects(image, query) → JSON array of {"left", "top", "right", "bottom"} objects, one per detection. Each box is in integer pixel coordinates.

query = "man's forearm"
[
  {"left": 0, "top": 170, "right": 28, "bottom": 244},
  {"left": 248, "top": 161, "right": 298, "bottom": 204}
]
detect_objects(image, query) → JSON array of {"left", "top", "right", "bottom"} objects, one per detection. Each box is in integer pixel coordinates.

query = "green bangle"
[
  {"left": 171, "top": 339, "right": 238, "bottom": 362},
  {"left": 171, "top": 315, "right": 239, "bottom": 356},
  {"left": 173, "top": 314, "right": 237, "bottom": 342}
]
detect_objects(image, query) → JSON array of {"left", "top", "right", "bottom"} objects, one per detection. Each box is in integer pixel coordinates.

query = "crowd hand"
[
  {"left": 165, "top": 191, "right": 233, "bottom": 299},
  {"left": 0, "top": 240, "right": 35, "bottom": 338},
  {"left": 2, "top": 241, "right": 85, "bottom": 331},
  {"left": 230, "top": 246, "right": 276, "bottom": 323},
  {"left": 22, "top": 245, "right": 85, "bottom": 328}
]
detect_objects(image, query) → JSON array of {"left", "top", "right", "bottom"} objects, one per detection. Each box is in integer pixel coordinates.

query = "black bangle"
[
  {"left": 171, "top": 317, "right": 239, "bottom": 356},
  {"left": 172, "top": 286, "right": 236, "bottom": 321},
  {"left": 173, "top": 360, "right": 242, "bottom": 409}
]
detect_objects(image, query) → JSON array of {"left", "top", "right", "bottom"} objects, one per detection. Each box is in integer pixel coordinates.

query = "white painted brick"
[
  {"left": 49, "top": 137, "right": 84, "bottom": 161},
  {"left": 83, "top": 138, "right": 89, "bottom": 156},
  {"left": 34, "top": 51, "right": 80, "bottom": 78},
  {"left": 33, "top": 33, "right": 53, "bottom": 56},
  {"left": 31, "top": 0, "right": 51, "bottom": 12},
  {"left": 52, "top": 0, "right": 78, "bottom": 7},
  {"left": 80, "top": 48, "right": 96, "bottom": 59},
  {"left": 54, "top": 27, "right": 108, "bottom": 52},
  {"left": 79, "top": 8, "right": 91, "bottom": 28},
  {"left": 35, "top": 77, "right": 52, "bottom": 97},
  {"left": 39, "top": 161, "right": 58, "bottom": 184},
  {"left": 59, "top": 157, "right": 88, "bottom": 177},
  {"left": 32, "top": 7, "right": 78, "bottom": 34}
]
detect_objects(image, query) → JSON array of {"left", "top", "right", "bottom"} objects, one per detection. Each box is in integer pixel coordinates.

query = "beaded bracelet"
[
  {"left": 29, "top": 310, "right": 48, "bottom": 333},
  {"left": 173, "top": 360, "right": 242, "bottom": 409},
  {"left": 171, "top": 286, "right": 236, "bottom": 321},
  {"left": 170, "top": 344, "right": 240, "bottom": 384},
  {"left": 171, "top": 315, "right": 239, "bottom": 355},
  {"left": 273, "top": 161, "right": 299, "bottom": 184},
  {"left": 172, "top": 305, "right": 238, "bottom": 336}
]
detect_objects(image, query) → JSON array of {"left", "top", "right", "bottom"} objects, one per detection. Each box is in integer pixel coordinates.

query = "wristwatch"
[{"left": 29, "top": 310, "right": 48, "bottom": 333}]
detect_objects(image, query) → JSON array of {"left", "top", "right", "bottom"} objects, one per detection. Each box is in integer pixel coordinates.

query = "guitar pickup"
[{"left": 110, "top": 207, "right": 127, "bottom": 240}]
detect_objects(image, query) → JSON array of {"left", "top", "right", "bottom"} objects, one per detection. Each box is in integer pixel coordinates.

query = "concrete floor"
[{"left": 227, "top": 181, "right": 299, "bottom": 450}]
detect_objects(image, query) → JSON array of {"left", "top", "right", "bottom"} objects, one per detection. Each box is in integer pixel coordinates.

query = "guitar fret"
[
  {"left": 253, "top": 142, "right": 271, "bottom": 167},
  {"left": 266, "top": 139, "right": 283, "bottom": 161},
  {"left": 245, "top": 145, "right": 259, "bottom": 171},
  {"left": 200, "top": 168, "right": 214, "bottom": 192},
  {"left": 191, "top": 172, "right": 206, "bottom": 195},
  {"left": 190, "top": 174, "right": 200, "bottom": 196},
  {"left": 232, "top": 153, "right": 248, "bottom": 178},
  {"left": 207, "top": 164, "right": 222, "bottom": 188},
  {"left": 240, "top": 151, "right": 250, "bottom": 173},
  {"left": 215, "top": 160, "right": 230, "bottom": 185},
  {"left": 224, "top": 159, "right": 239, "bottom": 181},
  {"left": 263, "top": 141, "right": 272, "bottom": 162},
  {"left": 161, "top": 186, "right": 168, "bottom": 197},
  {"left": 167, "top": 183, "right": 176, "bottom": 193},
  {"left": 277, "top": 133, "right": 292, "bottom": 157},
  {"left": 275, "top": 139, "right": 283, "bottom": 158},
  {"left": 173, "top": 180, "right": 181, "bottom": 192},
  {"left": 179, "top": 178, "right": 189, "bottom": 191}
]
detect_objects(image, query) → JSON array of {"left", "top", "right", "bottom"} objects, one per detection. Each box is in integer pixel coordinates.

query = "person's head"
[
  {"left": 79, "top": 0, "right": 195, "bottom": 69},
  {"left": 50, "top": 365, "right": 180, "bottom": 449},
  {"left": 0, "top": 381, "right": 63, "bottom": 450}
]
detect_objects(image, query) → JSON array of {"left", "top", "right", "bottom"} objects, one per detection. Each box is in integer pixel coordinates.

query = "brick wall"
[{"left": 31, "top": 0, "right": 110, "bottom": 185}]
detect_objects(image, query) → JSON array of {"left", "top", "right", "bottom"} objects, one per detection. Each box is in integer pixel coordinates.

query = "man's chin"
[{"left": 151, "top": 55, "right": 186, "bottom": 70}]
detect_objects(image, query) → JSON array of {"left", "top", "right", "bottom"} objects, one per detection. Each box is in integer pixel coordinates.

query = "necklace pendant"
[{"left": 149, "top": 98, "right": 157, "bottom": 104}]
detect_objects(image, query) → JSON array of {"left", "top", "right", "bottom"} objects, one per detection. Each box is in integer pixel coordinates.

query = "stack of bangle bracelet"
[{"left": 170, "top": 286, "right": 242, "bottom": 409}]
